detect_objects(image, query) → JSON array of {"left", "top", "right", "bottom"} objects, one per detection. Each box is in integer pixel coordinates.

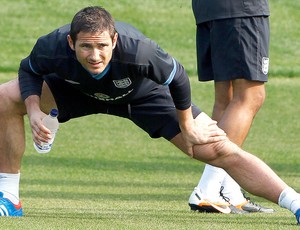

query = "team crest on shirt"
[
  {"left": 262, "top": 57, "right": 269, "bottom": 75},
  {"left": 113, "top": 78, "right": 132, "bottom": 88}
]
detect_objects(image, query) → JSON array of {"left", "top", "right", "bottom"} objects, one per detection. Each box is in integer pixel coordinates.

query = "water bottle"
[{"left": 33, "top": 109, "right": 59, "bottom": 154}]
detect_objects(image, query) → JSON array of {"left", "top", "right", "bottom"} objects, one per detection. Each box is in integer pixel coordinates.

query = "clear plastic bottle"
[{"left": 33, "top": 109, "right": 59, "bottom": 154}]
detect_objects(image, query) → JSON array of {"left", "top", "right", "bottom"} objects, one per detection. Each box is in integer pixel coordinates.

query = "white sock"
[
  {"left": 220, "top": 174, "right": 246, "bottom": 206},
  {"left": 197, "top": 164, "right": 226, "bottom": 201},
  {"left": 278, "top": 187, "right": 300, "bottom": 214},
  {"left": 0, "top": 173, "right": 20, "bottom": 205}
]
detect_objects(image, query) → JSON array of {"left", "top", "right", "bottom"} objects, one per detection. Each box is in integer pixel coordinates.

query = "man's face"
[{"left": 68, "top": 31, "right": 117, "bottom": 75}]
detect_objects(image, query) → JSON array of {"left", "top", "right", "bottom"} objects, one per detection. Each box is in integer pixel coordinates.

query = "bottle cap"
[{"left": 50, "top": 109, "right": 58, "bottom": 117}]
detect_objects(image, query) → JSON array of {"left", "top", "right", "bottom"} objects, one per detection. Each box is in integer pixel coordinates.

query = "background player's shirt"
[
  {"left": 19, "top": 22, "right": 191, "bottom": 110},
  {"left": 192, "top": 0, "right": 270, "bottom": 24}
]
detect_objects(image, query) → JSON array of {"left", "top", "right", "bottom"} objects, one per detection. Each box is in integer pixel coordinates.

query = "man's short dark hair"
[{"left": 70, "top": 6, "right": 116, "bottom": 43}]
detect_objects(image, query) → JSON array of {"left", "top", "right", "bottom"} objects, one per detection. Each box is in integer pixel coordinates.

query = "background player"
[{"left": 188, "top": 0, "right": 273, "bottom": 214}]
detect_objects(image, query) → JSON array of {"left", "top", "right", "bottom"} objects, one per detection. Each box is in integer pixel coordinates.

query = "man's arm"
[
  {"left": 23, "top": 94, "right": 52, "bottom": 145},
  {"left": 168, "top": 61, "right": 226, "bottom": 156},
  {"left": 18, "top": 56, "right": 44, "bottom": 101},
  {"left": 18, "top": 54, "right": 51, "bottom": 146}
]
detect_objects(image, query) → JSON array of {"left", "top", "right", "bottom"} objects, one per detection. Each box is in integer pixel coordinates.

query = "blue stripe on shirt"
[
  {"left": 29, "top": 59, "right": 41, "bottom": 75},
  {"left": 163, "top": 58, "right": 177, "bottom": 85}
]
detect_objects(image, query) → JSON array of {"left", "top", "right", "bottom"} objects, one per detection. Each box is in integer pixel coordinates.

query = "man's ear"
[
  {"left": 112, "top": 33, "right": 118, "bottom": 49},
  {"left": 67, "top": 35, "right": 75, "bottom": 50}
]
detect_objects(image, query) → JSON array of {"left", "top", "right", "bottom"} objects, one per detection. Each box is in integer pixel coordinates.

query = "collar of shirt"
[{"left": 87, "top": 63, "right": 111, "bottom": 80}]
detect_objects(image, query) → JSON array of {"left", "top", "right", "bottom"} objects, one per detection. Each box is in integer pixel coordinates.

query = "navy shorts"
[
  {"left": 44, "top": 76, "right": 202, "bottom": 140},
  {"left": 196, "top": 16, "right": 270, "bottom": 82}
]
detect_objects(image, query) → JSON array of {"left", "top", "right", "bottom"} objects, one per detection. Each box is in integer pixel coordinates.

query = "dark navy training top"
[
  {"left": 192, "top": 0, "right": 270, "bottom": 24},
  {"left": 18, "top": 22, "right": 191, "bottom": 110}
]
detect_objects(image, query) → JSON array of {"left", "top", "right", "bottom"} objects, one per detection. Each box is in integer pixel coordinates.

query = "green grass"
[
  {"left": 0, "top": 0, "right": 300, "bottom": 229},
  {"left": 269, "top": 1, "right": 300, "bottom": 77},
  {"left": 1, "top": 74, "right": 300, "bottom": 229}
]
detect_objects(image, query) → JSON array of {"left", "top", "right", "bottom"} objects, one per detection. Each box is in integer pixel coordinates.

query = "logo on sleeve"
[{"left": 113, "top": 78, "right": 132, "bottom": 88}]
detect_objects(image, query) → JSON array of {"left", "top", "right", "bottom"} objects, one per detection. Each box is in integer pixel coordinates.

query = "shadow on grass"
[
  {"left": 23, "top": 154, "right": 300, "bottom": 175},
  {"left": 22, "top": 153, "right": 202, "bottom": 174},
  {"left": 22, "top": 190, "right": 186, "bottom": 201}
]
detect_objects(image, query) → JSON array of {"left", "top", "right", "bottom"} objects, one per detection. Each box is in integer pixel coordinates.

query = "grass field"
[
  {"left": 1, "top": 75, "right": 300, "bottom": 229},
  {"left": 0, "top": 0, "right": 300, "bottom": 229}
]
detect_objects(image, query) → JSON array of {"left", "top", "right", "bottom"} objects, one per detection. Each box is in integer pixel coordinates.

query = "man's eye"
[
  {"left": 80, "top": 44, "right": 91, "bottom": 49},
  {"left": 98, "top": 44, "right": 108, "bottom": 49}
]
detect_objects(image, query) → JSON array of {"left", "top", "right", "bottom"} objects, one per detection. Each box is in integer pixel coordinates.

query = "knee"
[
  {"left": 0, "top": 79, "right": 25, "bottom": 116},
  {"left": 251, "top": 88, "right": 266, "bottom": 111},
  {"left": 192, "top": 139, "right": 230, "bottom": 161},
  {"left": 232, "top": 89, "right": 266, "bottom": 115},
  {"left": 256, "top": 90, "right": 266, "bottom": 108},
  {"left": 192, "top": 139, "right": 241, "bottom": 168},
  {"left": 250, "top": 91, "right": 266, "bottom": 115},
  {"left": 246, "top": 86, "right": 266, "bottom": 110},
  {"left": 0, "top": 85, "right": 10, "bottom": 112}
]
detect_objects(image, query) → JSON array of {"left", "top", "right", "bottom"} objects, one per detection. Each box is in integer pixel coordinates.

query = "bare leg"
[
  {"left": 0, "top": 79, "right": 27, "bottom": 173},
  {"left": 197, "top": 79, "right": 266, "bottom": 204},
  {"left": 171, "top": 112, "right": 287, "bottom": 204},
  {"left": 0, "top": 78, "right": 56, "bottom": 173},
  {"left": 0, "top": 77, "right": 56, "bottom": 201},
  {"left": 214, "top": 80, "right": 265, "bottom": 201},
  {"left": 214, "top": 79, "right": 265, "bottom": 145}
]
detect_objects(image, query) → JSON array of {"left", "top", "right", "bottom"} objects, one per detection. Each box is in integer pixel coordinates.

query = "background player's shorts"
[
  {"left": 196, "top": 16, "right": 269, "bottom": 82},
  {"left": 45, "top": 76, "right": 201, "bottom": 141}
]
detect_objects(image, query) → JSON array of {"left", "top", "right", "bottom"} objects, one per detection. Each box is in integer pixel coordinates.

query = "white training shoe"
[{"left": 188, "top": 187, "right": 231, "bottom": 214}]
